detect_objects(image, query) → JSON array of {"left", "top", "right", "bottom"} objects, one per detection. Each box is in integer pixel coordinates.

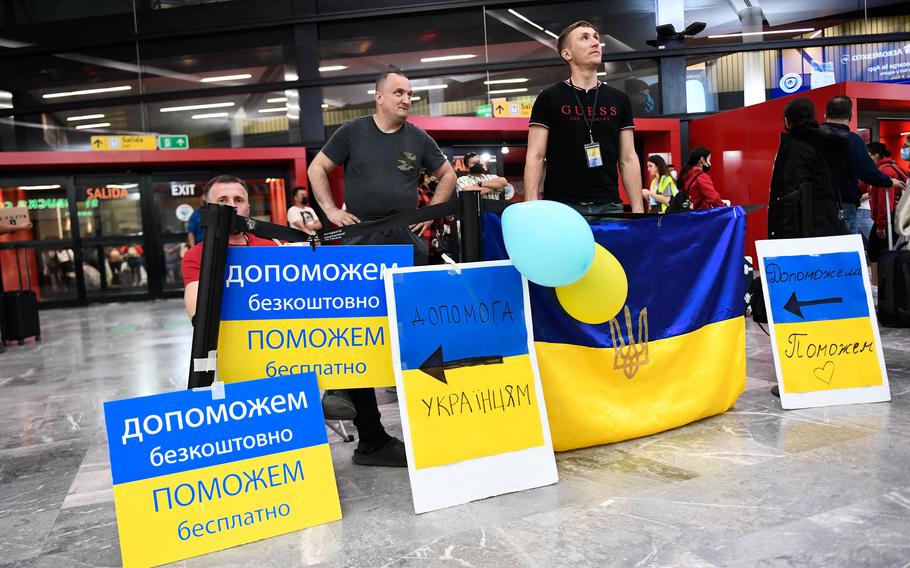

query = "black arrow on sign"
[
  {"left": 783, "top": 291, "right": 843, "bottom": 319},
  {"left": 93, "top": 139, "right": 103, "bottom": 148},
  {"left": 418, "top": 345, "right": 503, "bottom": 384},
  {"left": 495, "top": 105, "right": 505, "bottom": 113}
]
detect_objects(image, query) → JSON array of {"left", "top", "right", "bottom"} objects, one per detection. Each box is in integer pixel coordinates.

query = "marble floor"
[{"left": 1, "top": 300, "right": 909, "bottom": 568}]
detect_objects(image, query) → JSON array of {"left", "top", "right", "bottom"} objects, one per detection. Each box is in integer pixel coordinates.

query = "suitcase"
[
  {"left": 1, "top": 247, "right": 41, "bottom": 345},
  {"left": 877, "top": 186, "right": 910, "bottom": 327}
]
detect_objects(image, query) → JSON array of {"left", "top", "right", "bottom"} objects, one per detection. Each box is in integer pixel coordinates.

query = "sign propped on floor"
[
  {"left": 756, "top": 235, "right": 890, "bottom": 409},
  {"left": 385, "top": 260, "right": 558, "bottom": 513},
  {"left": 103, "top": 373, "right": 341, "bottom": 567}
]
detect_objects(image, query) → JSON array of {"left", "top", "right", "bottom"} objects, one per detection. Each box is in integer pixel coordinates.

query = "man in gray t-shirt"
[
  {"left": 307, "top": 67, "right": 456, "bottom": 468},
  {"left": 308, "top": 68, "right": 456, "bottom": 266}
]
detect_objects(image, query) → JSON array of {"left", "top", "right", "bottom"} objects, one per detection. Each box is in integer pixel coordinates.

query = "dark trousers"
[
  {"left": 346, "top": 387, "right": 387, "bottom": 446},
  {"left": 341, "top": 222, "right": 425, "bottom": 446}
]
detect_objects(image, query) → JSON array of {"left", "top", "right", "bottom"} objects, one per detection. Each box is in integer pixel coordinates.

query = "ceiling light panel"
[
  {"left": 160, "top": 102, "right": 235, "bottom": 113},
  {"left": 74, "top": 122, "right": 111, "bottom": 130},
  {"left": 420, "top": 54, "right": 476, "bottom": 63},
  {"left": 66, "top": 114, "right": 105, "bottom": 121},
  {"left": 199, "top": 73, "right": 252, "bottom": 82},
  {"left": 43, "top": 85, "right": 131, "bottom": 99}
]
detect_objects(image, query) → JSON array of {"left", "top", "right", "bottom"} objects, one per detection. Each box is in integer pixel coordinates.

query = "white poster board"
[
  {"left": 756, "top": 235, "right": 890, "bottom": 409},
  {"left": 385, "top": 261, "right": 558, "bottom": 513}
]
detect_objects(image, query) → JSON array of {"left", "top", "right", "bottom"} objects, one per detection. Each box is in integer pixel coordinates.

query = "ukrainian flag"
[{"left": 483, "top": 207, "right": 747, "bottom": 451}]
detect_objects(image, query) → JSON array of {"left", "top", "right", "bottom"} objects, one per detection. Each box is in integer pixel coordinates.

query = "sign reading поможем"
[
  {"left": 386, "top": 261, "right": 558, "bottom": 513},
  {"left": 104, "top": 373, "right": 340, "bottom": 568},
  {"left": 218, "top": 245, "right": 412, "bottom": 389},
  {"left": 756, "top": 235, "right": 890, "bottom": 409}
]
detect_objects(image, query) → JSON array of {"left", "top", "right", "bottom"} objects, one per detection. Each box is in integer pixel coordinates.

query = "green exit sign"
[
  {"left": 158, "top": 135, "right": 189, "bottom": 150},
  {"left": 475, "top": 104, "right": 492, "bottom": 117}
]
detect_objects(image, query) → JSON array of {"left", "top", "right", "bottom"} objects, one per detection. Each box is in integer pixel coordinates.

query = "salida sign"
[{"left": 85, "top": 187, "right": 132, "bottom": 200}]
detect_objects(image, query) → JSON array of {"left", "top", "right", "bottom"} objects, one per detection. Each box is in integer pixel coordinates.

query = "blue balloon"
[{"left": 501, "top": 200, "right": 595, "bottom": 287}]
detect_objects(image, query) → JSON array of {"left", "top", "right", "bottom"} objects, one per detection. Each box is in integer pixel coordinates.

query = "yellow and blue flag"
[{"left": 483, "top": 207, "right": 747, "bottom": 451}]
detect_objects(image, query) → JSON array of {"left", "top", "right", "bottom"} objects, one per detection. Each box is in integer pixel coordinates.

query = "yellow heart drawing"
[{"left": 813, "top": 361, "right": 835, "bottom": 385}]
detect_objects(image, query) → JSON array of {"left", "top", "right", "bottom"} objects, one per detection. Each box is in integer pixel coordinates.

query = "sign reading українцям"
[
  {"left": 217, "top": 245, "right": 412, "bottom": 389},
  {"left": 103, "top": 373, "right": 340, "bottom": 568}
]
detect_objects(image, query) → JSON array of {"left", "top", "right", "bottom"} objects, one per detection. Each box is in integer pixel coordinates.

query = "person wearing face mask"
[
  {"left": 863, "top": 142, "right": 908, "bottom": 280},
  {"left": 679, "top": 147, "right": 724, "bottom": 210},
  {"left": 902, "top": 136, "right": 910, "bottom": 163},
  {"left": 767, "top": 98, "right": 848, "bottom": 240},
  {"left": 456, "top": 151, "right": 509, "bottom": 200}
]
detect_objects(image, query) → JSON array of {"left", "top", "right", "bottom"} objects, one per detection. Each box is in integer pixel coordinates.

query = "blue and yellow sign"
[
  {"left": 217, "top": 245, "right": 412, "bottom": 388},
  {"left": 103, "top": 373, "right": 341, "bottom": 567},
  {"left": 387, "top": 262, "right": 558, "bottom": 513},
  {"left": 758, "top": 238, "right": 888, "bottom": 403}
]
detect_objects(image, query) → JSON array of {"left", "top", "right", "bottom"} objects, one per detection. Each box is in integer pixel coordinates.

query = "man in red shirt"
[
  {"left": 182, "top": 175, "right": 403, "bottom": 467},
  {"left": 181, "top": 175, "right": 277, "bottom": 317}
]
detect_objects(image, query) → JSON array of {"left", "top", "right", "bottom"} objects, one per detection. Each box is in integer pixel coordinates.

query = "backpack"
[{"left": 666, "top": 171, "right": 701, "bottom": 213}]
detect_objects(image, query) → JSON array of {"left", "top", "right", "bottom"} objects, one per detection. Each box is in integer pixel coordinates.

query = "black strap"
[
  {"left": 233, "top": 200, "right": 462, "bottom": 244},
  {"left": 684, "top": 171, "right": 703, "bottom": 193}
]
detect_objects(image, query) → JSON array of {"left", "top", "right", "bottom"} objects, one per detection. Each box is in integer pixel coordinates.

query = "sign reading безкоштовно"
[
  {"left": 103, "top": 373, "right": 340, "bottom": 568},
  {"left": 756, "top": 235, "right": 890, "bottom": 409},
  {"left": 217, "top": 245, "right": 412, "bottom": 388}
]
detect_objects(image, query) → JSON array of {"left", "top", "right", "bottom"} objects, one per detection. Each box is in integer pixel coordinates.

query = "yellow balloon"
[{"left": 555, "top": 244, "right": 628, "bottom": 324}]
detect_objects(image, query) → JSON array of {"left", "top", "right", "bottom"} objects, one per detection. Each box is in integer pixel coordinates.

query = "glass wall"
[{"left": 0, "top": 0, "right": 909, "bottom": 152}]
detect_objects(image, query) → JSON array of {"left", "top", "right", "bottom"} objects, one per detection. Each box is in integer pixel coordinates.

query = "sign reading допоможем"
[
  {"left": 756, "top": 235, "right": 890, "bottom": 409},
  {"left": 104, "top": 373, "right": 340, "bottom": 567},
  {"left": 218, "top": 245, "right": 412, "bottom": 388},
  {"left": 386, "top": 261, "right": 558, "bottom": 513}
]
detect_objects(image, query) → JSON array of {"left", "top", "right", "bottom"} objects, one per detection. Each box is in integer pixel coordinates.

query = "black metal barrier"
[{"left": 185, "top": 193, "right": 752, "bottom": 388}]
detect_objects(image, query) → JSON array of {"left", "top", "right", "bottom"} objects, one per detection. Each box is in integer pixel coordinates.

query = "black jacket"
[
  {"left": 768, "top": 123, "right": 849, "bottom": 239},
  {"left": 821, "top": 122, "right": 892, "bottom": 205}
]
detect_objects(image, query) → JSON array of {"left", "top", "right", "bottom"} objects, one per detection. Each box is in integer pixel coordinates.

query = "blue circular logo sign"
[{"left": 779, "top": 73, "right": 803, "bottom": 94}]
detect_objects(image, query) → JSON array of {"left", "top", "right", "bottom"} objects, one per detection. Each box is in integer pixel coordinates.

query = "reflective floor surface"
[{"left": 1, "top": 299, "right": 909, "bottom": 567}]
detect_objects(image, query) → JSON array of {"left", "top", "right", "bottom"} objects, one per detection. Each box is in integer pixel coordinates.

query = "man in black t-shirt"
[{"left": 525, "top": 20, "right": 644, "bottom": 217}]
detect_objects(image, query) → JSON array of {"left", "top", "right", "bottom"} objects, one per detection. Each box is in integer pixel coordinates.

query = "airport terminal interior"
[{"left": 2, "top": 1, "right": 910, "bottom": 567}]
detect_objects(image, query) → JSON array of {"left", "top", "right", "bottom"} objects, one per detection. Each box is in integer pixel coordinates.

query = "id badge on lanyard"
[
  {"left": 571, "top": 80, "right": 603, "bottom": 169},
  {"left": 584, "top": 141, "right": 603, "bottom": 168}
]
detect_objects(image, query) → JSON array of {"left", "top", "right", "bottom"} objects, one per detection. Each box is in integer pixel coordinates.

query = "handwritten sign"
[
  {"left": 385, "top": 261, "right": 558, "bottom": 513},
  {"left": 218, "top": 245, "right": 412, "bottom": 389},
  {"left": 756, "top": 235, "right": 890, "bottom": 409},
  {"left": 103, "top": 373, "right": 341, "bottom": 567}
]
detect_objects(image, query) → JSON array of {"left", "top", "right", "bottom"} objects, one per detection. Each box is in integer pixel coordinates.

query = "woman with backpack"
[
  {"left": 679, "top": 147, "right": 725, "bottom": 210},
  {"left": 767, "top": 98, "right": 848, "bottom": 240},
  {"left": 642, "top": 154, "right": 677, "bottom": 213}
]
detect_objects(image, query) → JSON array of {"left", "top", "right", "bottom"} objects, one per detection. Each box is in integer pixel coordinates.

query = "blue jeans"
[
  {"left": 842, "top": 203, "right": 858, "bottom": 235},
  {"left": 565, "top": 201, "right": 623, "bottom": 222},
  {"left": 856, "top": 207, "right": 873, "bottom": 243}
]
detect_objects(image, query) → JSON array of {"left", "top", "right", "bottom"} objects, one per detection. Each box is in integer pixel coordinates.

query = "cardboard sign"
[
  {"left": 385, "top": 261, "right": 558, "bottom": 513},
  {"left": 218, "top": 245, "right": 412, "bottom": 388},
  {"left": 103, "top": 373, "right": 340, "bottom": 567},
  {"left": 0, "top": 206, "right": 29, "bottom": 228},
  {"left": 756, "top": 235, "right": 890, "bottom": 409}
]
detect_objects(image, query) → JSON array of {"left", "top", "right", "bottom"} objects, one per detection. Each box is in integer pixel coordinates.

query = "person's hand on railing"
[
  {"left": 325, "top": 207, "right": 360, "bottom": 227},
  {"left": 410, "top": 220, "right": 433, "bottom": 235}
]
